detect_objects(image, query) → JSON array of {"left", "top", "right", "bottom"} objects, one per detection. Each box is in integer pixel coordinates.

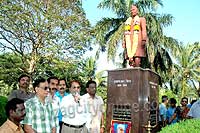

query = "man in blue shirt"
[
  {"left": 55, "top": 78, "right": 69, "bottom": 132},
  {"left": 159, "top": 95, "right": 168, "bottom": 129},
  {"left": 166, "top": 98, "right": 178, "bottom": 124}
]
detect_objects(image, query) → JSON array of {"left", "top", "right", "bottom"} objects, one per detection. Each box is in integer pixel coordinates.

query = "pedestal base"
[{"left": 106, "top": 68, "right": 160, "bottom": 133}]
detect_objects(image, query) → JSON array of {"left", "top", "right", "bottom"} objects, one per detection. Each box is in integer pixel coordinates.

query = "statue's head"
[{"left": 131, "top": 5, "right": 138, "bottom": 17}]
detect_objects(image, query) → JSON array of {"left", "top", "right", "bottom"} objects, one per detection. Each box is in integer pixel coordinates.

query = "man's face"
[
  {"left": 58, "top": 80, "right": 67, "bottom": 94},
  {"left": 131, "top": 5, "right": 138, "bottom": 17},
  {"left": 36, "top": 81, "right": 49, "bottom": 98},
  {"left": 70, "top": 82, "right": 80, "bottom": 94},
  {"left": 117, "top": 127, "right": 124, "bottom": 133},
  {"left": 49, "top": 79, "right": 58, "bottom": 95},
  {"left": 165, "top": 99, "right": 169, "bottom": 104},
  {"left": 87, "top": 83, "right": 96, "bottom": 96},
  {"left": 12, "top": 103, "right": 26, "bottom": 122},
  {"left": 19, "top": 76, "right": 30, "bottom": 89}
]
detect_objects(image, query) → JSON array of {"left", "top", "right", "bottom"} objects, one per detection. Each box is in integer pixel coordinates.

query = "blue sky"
[{"left": 83, "top": 0, "right": 200, "bottom": 44}]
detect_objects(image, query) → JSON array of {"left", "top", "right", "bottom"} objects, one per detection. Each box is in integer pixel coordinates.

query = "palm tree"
[
  {"left": 95, "top": 70, "right": 107, "bottom": 102},
  {"left": 169, "top": 42, "right": 200, "bottom": 98},
  {"left": 79, "top": 57, "right": 97, "bottom": 82},
  {"left": 93, "top": 0, "right": 176, "bottom": 70},
  {"left": 80, "top": 58, "right": 107, "bottom": 101}
]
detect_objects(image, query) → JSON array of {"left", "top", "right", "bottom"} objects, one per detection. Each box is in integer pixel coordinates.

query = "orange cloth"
[{"left": 0, "top": 119, "right": 24, "bottom": 133}]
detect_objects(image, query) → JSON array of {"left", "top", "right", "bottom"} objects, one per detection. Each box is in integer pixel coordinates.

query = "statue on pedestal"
[{"left": 123, "top": 5, "right": 147, "bottom": 67}]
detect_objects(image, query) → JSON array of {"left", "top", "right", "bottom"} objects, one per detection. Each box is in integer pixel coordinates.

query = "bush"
[
  {"left": 0, "top": 96, "right": 7, "bottom": 126},
  {"left": 160, "top": 119, "right": 200, "bottom": 133}
]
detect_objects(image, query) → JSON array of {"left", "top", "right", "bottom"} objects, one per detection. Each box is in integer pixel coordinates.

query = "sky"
[{"left": 82, "top": 0, "right": 200, "bottom": 71}]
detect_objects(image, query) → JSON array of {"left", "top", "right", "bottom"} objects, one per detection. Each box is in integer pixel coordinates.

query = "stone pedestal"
[{"left": 106, "top": 68, "right": 159, "bottom": 133}]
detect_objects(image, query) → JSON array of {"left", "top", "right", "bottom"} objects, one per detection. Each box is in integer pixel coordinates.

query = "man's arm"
[
  {"left": 22, "top": 101, "right": 35, "bottom": 133},
  {"left": 140, "top": 17, "right": 147, "bottom": 44},
  {"left": 159, "top": 105, "right": 166, "bottom": 126},
  {"left": 187, "top": 105, "right": 194, "bottom": 118},
  {"left": 52, "top": 127, "right": 56, "bottom": 133},
  {"left": 99, "top": 97, "right": 105, "bottom": 133},
  {"left": 122, "top": 35, "right": 126, "bottom": 48},
  {"left": 160, "top": 115, "right": 165, "bottom": 126},
  {"left": 100, "top": 112, "right": 105, "bottom": 133},
  {"left": 169, "top": 113, "right": 177, "bottom": 124},
  {"left": 50, "top": 102, "right": 57, "bottom": 133},
  {"left": 24, "top": 125, "right": 35, "bottom": 133}
]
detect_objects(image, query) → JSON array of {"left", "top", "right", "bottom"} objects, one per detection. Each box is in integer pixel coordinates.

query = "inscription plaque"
[{"left": 112, "top": 105, "right": 132, "bottom": 121}]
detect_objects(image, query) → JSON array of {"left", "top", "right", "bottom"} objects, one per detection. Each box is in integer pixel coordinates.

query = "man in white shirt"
[
  {"left": 187, "top": 99, "right": 200, "bottom": 118},
  {"left": 60, "top": 80, "right": 88, "bottom": 133},
  {"left": 187, "top": 90, "right": 200, "bottom": 118},
  {"left": 82, "top": 80, "right": 105, "bottom": 133}
]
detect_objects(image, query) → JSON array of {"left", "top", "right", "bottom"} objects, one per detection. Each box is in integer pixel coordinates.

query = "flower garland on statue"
[{"left": 124, "top": 15, "right": 140, "bottom": 58}]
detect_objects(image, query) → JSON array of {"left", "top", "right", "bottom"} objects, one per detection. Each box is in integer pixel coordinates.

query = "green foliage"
[
  {"left": 97, "top": 86, "right": 107, "bottom": 103},
  {"left": 81, "top": 57, "right": 97, "bottom": 81},
  {"left": 0, "top": 0, "right": 92, "bottom": 75},
  {"left": 0, "top": 53, "right": 23, "bottom": 85},
  {"left": 0, "top": 81, "right": 14, "bottom": 97},
  {"left": 95, "top": 71, "right": 107, "bottom": 102},
  {"left": 160, "top": 119, "right": 200, "bottom": 133},
  {"left": 0, "top": 53, "right": 99, "bottom": 97},
  {"left": 167, "top": 42, "right": 200, "bottom": 98},
  {"left": 159, "top": 88, "right": 179, "bottom": 103},
  {"left": 0, "top": 0, "right": 94, "bottom": 94},
  {"left": 0, "top": 96, "right": 8, "bottom": 126}
]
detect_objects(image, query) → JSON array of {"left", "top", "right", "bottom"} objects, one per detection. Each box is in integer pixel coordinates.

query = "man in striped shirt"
[{"left": 22, "top": 78, "right": 56, "bottom": 133}]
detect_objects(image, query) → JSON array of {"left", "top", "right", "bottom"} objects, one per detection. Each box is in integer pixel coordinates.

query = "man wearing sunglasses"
[
  {"left": 174, "top": 97, "right": 190, "bottom": 121},
  {"left": 60, "top": 80, "right": 88, "bottom": 133},
  {"left": 22, "top": 78, "right": 56, "bottom": 133}
]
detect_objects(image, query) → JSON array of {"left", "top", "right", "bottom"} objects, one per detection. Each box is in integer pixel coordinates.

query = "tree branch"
[
  {"left": 190, "top": 79, "right": 198, "bottom": 90},
  {"left": 0, "top": 33, "right": 23, "bottom": 56}
]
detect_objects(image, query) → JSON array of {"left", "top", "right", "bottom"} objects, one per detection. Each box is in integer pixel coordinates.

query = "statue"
[{"left": 123, "top": 5, "right": 147, "bottom": 67}]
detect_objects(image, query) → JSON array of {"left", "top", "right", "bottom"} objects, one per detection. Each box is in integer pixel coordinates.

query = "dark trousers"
[{"left": 59, "top": 121, "right": 63, "bottom": 133}]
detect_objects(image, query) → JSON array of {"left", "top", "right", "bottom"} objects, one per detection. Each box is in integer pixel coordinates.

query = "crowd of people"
[
  {"left": 0, "top": 74, "right": 105, "bottom": 133},
  {"left": 158, "top": 94, "right": 200, "bottom": 130},
  {"left": 0, "top": 74, "right": 199, "bottom": 133}
]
